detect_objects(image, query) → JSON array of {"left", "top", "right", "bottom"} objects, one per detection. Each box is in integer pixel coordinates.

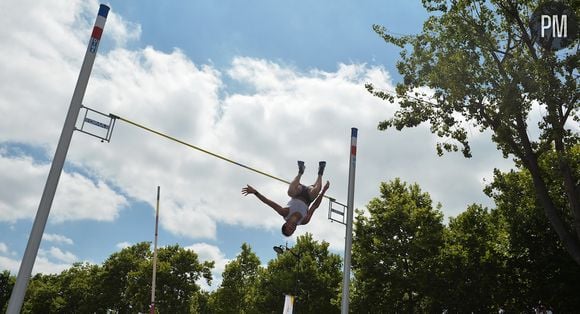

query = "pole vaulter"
[{"left": 6, "top": 5, "right": 110, "bottom": 313}]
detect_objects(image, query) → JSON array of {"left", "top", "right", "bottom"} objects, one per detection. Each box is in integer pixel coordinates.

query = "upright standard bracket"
[
  {"left": 328, "top": 198, "right": 347, "bottom": 225},
  {"left": 77, "top": 106, "right": 116, "bottom": 142}
]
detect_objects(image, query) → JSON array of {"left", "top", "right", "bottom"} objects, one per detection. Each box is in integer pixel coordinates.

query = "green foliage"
[
  {"left": 484, "top": 146, "right": 580, "bottom": 311},
  {"left": 97, "top": 241, "right": 151, "bottom": 312},
  {"left": 254, "top": 234, "right": 342, "bottom": 313},
  {"left": 5, "top": 239, "right": 341, "bottom": 314},
  {"left": 0, "top": 270, "right": 15, "bottom": 312},
  {"left": 350, "top": 171, "right": 580, "bottom": 311},
  {"left": 118, "top": 244, "right": 213, "bottom": 313},
  {"left": 22, "top": 274, "right": 65, "bottom": 314},
  {"left": 437, "top": 204, "right": 509, "bottom": 312},
  {"left": 369, "top": 0, "right": 580, "bottom": 265},
  {"left": 191, "top": 290, "right": 211, "bottom": 313},
  {"left": 12, "top": 242, "right": 212, "bottom": 313},
  {"left": 11, "top": 161, "right": 578, "bottom": 312},
  {"left": 351, "top": 178, "right": 445, "bottom": 313},
  {"left": 210, "top": 243, "right": 261, "bottom": 314},
  {"left": 58, "top": 262, "right": 102, "bottom": 313},
  {"left": 151, "top": 245, "right": 213, "bottom": 313}
]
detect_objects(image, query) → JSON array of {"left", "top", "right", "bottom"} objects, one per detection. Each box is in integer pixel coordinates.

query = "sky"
[{"left": 0, "top": 0, "right": 518, "bottom": 290}]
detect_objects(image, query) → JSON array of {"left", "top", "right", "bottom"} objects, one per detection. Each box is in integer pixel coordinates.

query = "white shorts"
[{"left": 286, "top": 198, "right": 308, "bottom": 224}]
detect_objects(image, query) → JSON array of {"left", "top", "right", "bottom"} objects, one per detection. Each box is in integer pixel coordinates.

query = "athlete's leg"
[
  {"left": 308, "top": 161, "right": 326, "bottom": 199},
  {"left": 288, "top": 161, "right": 305, "bottom": 197},
  {"left": 308, "top": 175, "right": 323, "bottom": 199},
  {"left": 288, "top": 174, "right": 303, "bottom": 197}
]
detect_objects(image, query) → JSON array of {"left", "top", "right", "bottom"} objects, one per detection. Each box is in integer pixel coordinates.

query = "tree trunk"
[
  {"left": 525, "top": 154, "right": 580, "bottom": 266},
  {"left": 554, "top": 141, "right": 580, "bottom": 243}
]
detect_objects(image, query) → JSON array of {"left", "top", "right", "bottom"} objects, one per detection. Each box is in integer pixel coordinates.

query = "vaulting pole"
[
  {"left": 6, "top": 5, "right": 109, "bottom": 314},
  {"left": 341, "top": 128, "right": 357, "bottom": 314},
  {"left": 150, "top": 186, "right": 160, "bottom": 314}
]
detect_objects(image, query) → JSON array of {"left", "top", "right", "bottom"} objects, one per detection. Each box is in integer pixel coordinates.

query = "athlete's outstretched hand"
[{"left": 242, "top": 185, "right": 257, "bottom": 196}]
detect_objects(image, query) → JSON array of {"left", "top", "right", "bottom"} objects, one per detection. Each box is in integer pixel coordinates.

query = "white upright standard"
[
  {"left": 341, "top": 128, "right": 357, "bottom": 314},
  {"left": 6, "top": 5, "right": 110, "bottom": 314}
]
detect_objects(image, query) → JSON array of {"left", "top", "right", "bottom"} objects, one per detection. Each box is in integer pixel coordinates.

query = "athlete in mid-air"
[{"left": 242, "top": 161, "right": 329, "bottom": 236}]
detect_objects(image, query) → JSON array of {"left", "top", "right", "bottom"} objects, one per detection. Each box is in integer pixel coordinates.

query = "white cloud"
[
  {"left": 116, "top": 241, "right": 132, "bottom": 250},
  {"left": 0, "top": 248, "right": 74, "bottom": 275},
  {"left": 186, "top": 243, "right": 229, "bottom": 290},
  {"left": 105, "top": 8, "right": 142, "bottom": 48},
  {"left": 0, "top": 154, "right": 128, "bottom": 223},
  {"left": 0, "top": 242, "right": 8, "bottom": 254},
  {"left": 0, "top": 0, "right": 515, "bottom": 257},
  {"left": 33, "top": 257, "right": 71, "bottom": 275},
  {"left": 0, "top": 256, "right": 20, "bottom": 274},
  {"left": 0, "top": 0, "right": 132, "bottom": 146},
  {"left": 52, "top": 171, "right": 128, "bottom": 223},
  {"left": 46, "top": 247, "right": 78, "bottom": 264},
  {"left": 0, "top": 155, "right": 47, "bottom": 222},
  {"left": 43, "top": 233, "right": 74, "bottom": 245}
]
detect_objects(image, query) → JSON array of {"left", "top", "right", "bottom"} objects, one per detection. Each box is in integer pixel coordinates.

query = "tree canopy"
[
  {"left": 12, "top": 242, "right": 214, "bottom": 313},
  {"left": 352, "top": 179, "right": 445, "bottom": 312},
  {"left": 209, "top": 243, "right": 261, "bottom": 313},
  {"left": 367, "top": 0, "right": 579, "bottom": 264},
  {"left": 254, "top": 233, "right": 342, "bottom": 313},
  {"left": 3, "top": 172, "right": 580, "bottom": 311},
  {"left": 349, "top": 175, "right": 580, "bottom": 312}
]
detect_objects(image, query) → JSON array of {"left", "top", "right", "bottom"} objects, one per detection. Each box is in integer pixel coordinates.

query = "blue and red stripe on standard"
[
  {"left": 98, "top": 4, "right": 110, "bottom": 18},
  {"left": 91, "top": 27, "right": 103, "bottom": 40},
  {"left": 350, "top": 128, "right": 358, "bottom": 156},
  {"left": 91, "top": 5, "right": 109, "bottom": 40}
]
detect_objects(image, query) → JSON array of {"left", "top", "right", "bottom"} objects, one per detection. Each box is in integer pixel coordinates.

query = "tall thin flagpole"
[
  {"left": 150, "top": 186, "right": 160, "bottom": 314},
  {"left": 341, "top": 128, "right": 357, "bottom": 314},
  {"left": 6, "top": 5, "right": 110, "bottom": 314}
]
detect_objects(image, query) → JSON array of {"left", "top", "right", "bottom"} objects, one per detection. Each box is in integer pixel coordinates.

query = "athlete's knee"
[{"left": 288, "top": 185, "right": 301, "bottom": 197}]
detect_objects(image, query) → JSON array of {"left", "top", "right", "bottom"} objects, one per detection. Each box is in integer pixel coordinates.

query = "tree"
[
  {"left": 21, "top": 274, "right": 65, "bottom": 314},
  {"left": 95, "top": 242, "right": 213, "bottom": 313},
  {"left": 191, "top": 290, "right": 211, "bottom": 313},
  {"left": 438, "top": 204, "right": 509, "bottom": 312},
  {"left": 255, "top": 233, "right": 342, "bottom": 313},
  {"left": 351, "top": 179, "right": 445, "bottom": 312},
  {"left": 96, "top": 241, "right": 151, "bottom": 312},
  {"left": 210, "top": 243, "right": 261, "bottom": 313},
  {"left": 152, "top": 245, "right": 213, "bottom": 313},
  {"left": 484, "top": 145, "right": 580, "bottom": 311},
  {"left": 367, "top": 0, "right": 579, "bottom": 264},
  {"left": 57, "top": 262, "right": 102, "bottom": 313},
  {"left": 15, "top": 242, "right": 212, "bottom": 314},
  {"left": 125, "top": 244, "right": 214, "bottom": 313},
  {"left": 0, "top": 270, "right": 15, "bottom": 312}
]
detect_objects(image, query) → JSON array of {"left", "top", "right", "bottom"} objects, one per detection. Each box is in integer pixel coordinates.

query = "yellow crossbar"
[{"left": 110, "top": 113, "right": 336, "bottom": 201}]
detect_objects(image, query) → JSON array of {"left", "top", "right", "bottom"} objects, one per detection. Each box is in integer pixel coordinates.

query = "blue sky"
[
  {"left": 110, "top": 0, "right": 428, "bottom": 75},
  {"left": 0, "top": 0, "right": 515, "bottom": 290}
]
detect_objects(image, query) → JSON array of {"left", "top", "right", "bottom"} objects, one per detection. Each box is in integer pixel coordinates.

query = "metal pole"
[
  {"left": 6, "top": 5, "right": 109, "bottom": 314},
  {"left": 150, "top": 186, "right": 160, "bottom": 314},
  {"left": 341, "top": 128, "right": 357, "bottom": 314}
]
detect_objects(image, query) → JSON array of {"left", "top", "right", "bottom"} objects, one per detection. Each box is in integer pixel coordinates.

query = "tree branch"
[
  {"left": 502, "top": 0, "right": 540, "bottom": 61},
  {"left": 475, "top": 100, "right": 524, "bottom": 159},
  {"left": 561, "top": 97, "right": 577, "bottom": 128}
]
